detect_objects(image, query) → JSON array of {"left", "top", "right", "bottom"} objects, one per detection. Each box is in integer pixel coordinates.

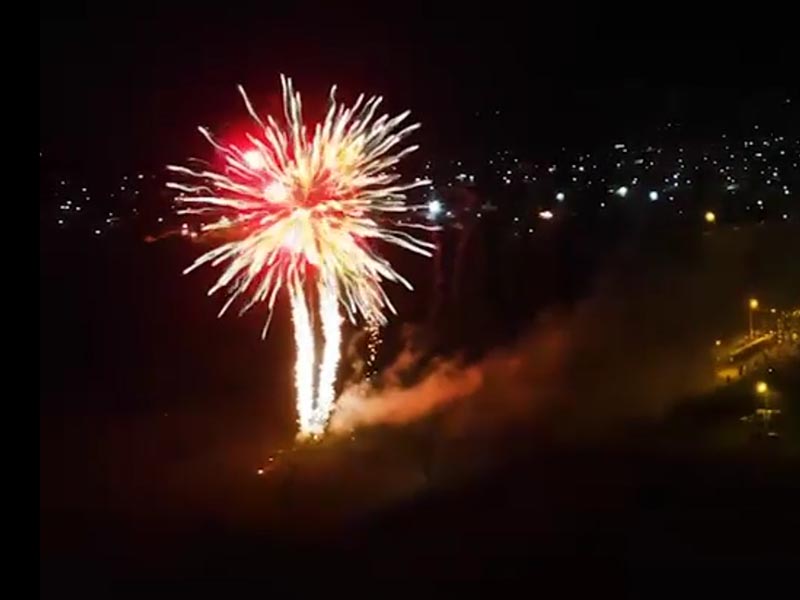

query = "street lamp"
[
  {"left": 704, "top": 211, "right": 716, "bottom": 224},
  {"left": 753, "top": 380, "right": 780, "bottom": 437},
  {"left": 749, "top": 298, "right": 759, "bottom": 338}
]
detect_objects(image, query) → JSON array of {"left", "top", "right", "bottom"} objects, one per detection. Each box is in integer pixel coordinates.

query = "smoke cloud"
[{"left": 331, "top": 237, "right": 725, "bottom": 437}]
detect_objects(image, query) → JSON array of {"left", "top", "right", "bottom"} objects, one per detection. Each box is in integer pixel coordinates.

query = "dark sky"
[{"left": 40, "top": 9, "right": 796, "bottom": 170}]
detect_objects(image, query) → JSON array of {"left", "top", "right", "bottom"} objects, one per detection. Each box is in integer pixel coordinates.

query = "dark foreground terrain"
[
  {"left": 41, "top": 221, "right": 800, "bottom": 595},
  {"left": 41, "top": 363, "right": 800, "bottom": 595}
]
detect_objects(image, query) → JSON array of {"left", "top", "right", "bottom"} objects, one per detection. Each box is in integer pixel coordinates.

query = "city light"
[
  {"left": 41, "top": 91, "right": 794, "bottom": 248},
  {"left": 755, "top": 381, "right": 768, "bottom": 395}
]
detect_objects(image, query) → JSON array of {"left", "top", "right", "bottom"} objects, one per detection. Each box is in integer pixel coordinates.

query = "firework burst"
[{"left": 168, "top": 75, "right": 436, "bottom": 437}]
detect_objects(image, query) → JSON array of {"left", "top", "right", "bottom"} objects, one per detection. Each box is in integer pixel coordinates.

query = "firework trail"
[
  {"left": 168, "top": 76, "right": 436, "bottom": 437},
  {"left": 289, "top": 277, "right": 316, "bottom": 432},
  {"left": 313, "top": 277, "right": 343, "bottom": 432}
]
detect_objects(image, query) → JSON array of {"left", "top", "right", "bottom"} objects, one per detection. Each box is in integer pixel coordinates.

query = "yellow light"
[
  {"left": 715, "top": 339, "right": 722, "bottom": 346},
  {"left": 755, "top": 381, "right": 768, "bottom": 394},
  {"left": 749, "top": 298, "right": 759, "bottom": 310},
  {"left": 704, "top": 211, "right": 716, "bottom": 223}
]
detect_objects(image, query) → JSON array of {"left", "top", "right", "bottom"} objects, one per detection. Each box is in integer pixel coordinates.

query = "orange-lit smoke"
[{"left": 331, "top": 264, "right": 718, "bottom": 437}]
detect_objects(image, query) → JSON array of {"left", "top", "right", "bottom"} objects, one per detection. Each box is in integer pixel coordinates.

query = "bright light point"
[
  {"left": 256, "top": 468, "right": 264, "bottom": 475},
  {"left": 615, "top": 186, "right": 629, "bottom": 198},
  {"left": 263, "top": 181, "right": 289, "bottom": 204},
  {"left": 704, "top": 211, "right": 716, "bottom": 224},
  {"left": 755, "top": 381, "right": 768, "bottom": 395},
  {"left": 555, "top": 192, "right": 565, "bottom": 202},
  {"left": 649, "top": 191, "right": 659, "bottom": 201},
  {"left": 782, "top": 213, "right": 789, "bottom": 220},
  {"left": 538, "top": 210, "right": 554, "bottom": 220},
  {"left": 715, "top": 339, "right": 721, "bottom": 346},
  {"left": 427, "top": 199, "right": 443, "bottom": 218},
  {"left": 243, "top": 149, "right": 265, "bottom": 170},
  {"left": 749, "top": 298, "right": 759, "bottom": 310}
]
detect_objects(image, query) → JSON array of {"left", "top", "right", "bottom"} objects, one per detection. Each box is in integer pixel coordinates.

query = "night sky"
[{"left": 40, "top": 11, "right": 796, "bottom": 171}]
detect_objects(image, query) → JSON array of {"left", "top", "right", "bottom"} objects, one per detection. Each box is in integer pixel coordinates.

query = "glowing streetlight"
[
  {"left": 704, "top": 211, "right": 716, "bottom": 224},
  {"left": 749, "top": 298, "right": 759, "bottom": 338},
  {"left": 755, "top": 381, "right": 768, "bottom": 395}
]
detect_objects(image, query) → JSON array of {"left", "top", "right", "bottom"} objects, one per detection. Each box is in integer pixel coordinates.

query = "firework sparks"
[
  {"left": 311, "top": 277, "right": 343, "bottom": 434},
  {"left": 289, "top": 276, "right": 316, "bottom": 433},
  {"left": 168, "top": 75, "right": 436, "bottom": 437},
  {"left": 365, "top": 319, "right": 382, "bottom": 380}
]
